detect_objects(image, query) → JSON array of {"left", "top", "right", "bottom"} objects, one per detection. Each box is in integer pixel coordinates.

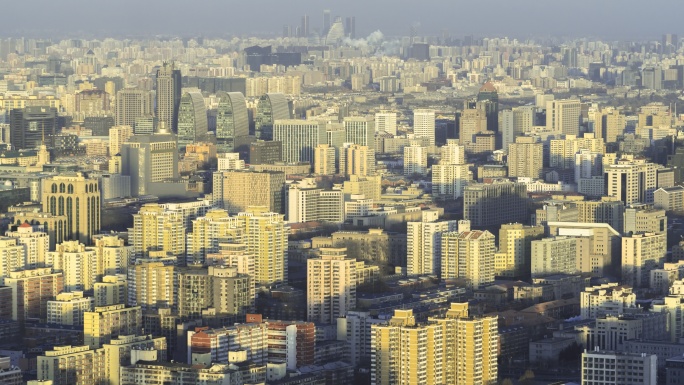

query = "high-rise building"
[
  {"left": 477, "top": 83, "right": 499, "bottom": 135},
  {"left": 300, "top": 14, "right": 309, "bottom": 37},
  {"left": 102, "top": 335, "right": 167, "bottom": 385},
  {"left": 241, "top": 207, "right": 289, "bottom": 285},
  {"left": 212, "top": 170, "right": 285, "bottom": 214},
  {"left": 175, "top": 267, "right": 212, "bottom": 318},
  {"left": 120, "top": 125, "right": 179, "bottom": 196},
  {"left": 591, "top": 108, "right": 625, "bottom": 143},
  {"left": 10, "top": 106, "right": 58, "bottom": 150},
  {"left": 94, "top": 275, "right": 127, "bottom": 307},
  {"left": 0, "top": 238, "right": 26, "bottom": 282},
  {"left": 407, "top": 211, "right": 458, "bottom": 276},
  {"left": 255, "top": 93, "right": 291, "bottom": 140},
  {"left": 604, "top": 159, "right": 658, "bottom": 205},
  {"left": 622, "top": 232, "right": 667, "bottom": 288},
  {"left": 188, "top": 323, "right": 268, "bottom": 365},
  {"left": 463, "top": 181, "right": 528, "bottom": 227},
  {"left": 47, "top": 240, "right": 98, "bottom": 291},
  {"left": 209, "top": 265, "right": 253, "bottom": 316},
  {"left": 339, "top": 143, "right": 375, "bottom": 177},
  {"left": 5, "top": 267, "right": 63, "bottom": 322},
  {"left": 249, "top": 140, "right": 283, "bottom": 165},
  {"left": 500, "top": 106, "right": 534, "bottom": 150},
  {"left": 581, "top": 350, "right": 657, "bottom": 385},
  {"left": 413, "top": 109, "right": 436, "bottom": 146},
  {"left": 550, "top": 133, "right": 604, "bottom": 169},
  {"left": 375, "top": 111, "right": 397, "bottom": 135},
  {"left": 508, "top": 136, "right": 543, "bottom": 178},
  {"left": 129, "top": 203, "right": 186, "bottom": 259},
  {"left": 109, "top": 125, "right": 133, "bottom": 156},
  {"left": 624, "top": 206, "right": 666, "bottom": 234},
  {"left": 459, "top": 108, "right": 487, "bottom": 150},
  {"left": 42, "top": 173, "right": 101, "bottom": 245},
  {"left": 37, "top": 345, "right": 106, "bottom": 385},
  {"left": 156, "top": 62, "right": 182, "bottom": 132},
  {"left": 432, "top": 140, "right": 470, "bottom": 199},
  {"left": 215, "top": 91, "right": 248, "bottom": 153},
  {"left": 83, "top": 304, "right": 142, "bottom": 348},
  {"left": 441, "top": 230, "right": 496, "bottom": 288},
  {"left": 46, "top": 291, "right": 94, "bottom": 326},
  {"left": 115, "top": 88, "right": 153, "bottom": 127},
  {"left": 307, "top": 248, "right": 357, "bottom": 324},
  {"left": 216, "top": 152, "right": 245, "bottom": 171},
  {"left": 531, "top": 237, "right": 579, "bottom": 277},
  {"left": 286, "top": 178, "right": 343, "bottom": 224},
  {"left": 575, "top": 198, "right": 625, "bottom": 233},
  {"left": 546, "top": 99, "right": 581, "bottom": 135},
  {"left": 314, "top": 143, "right": 336, "bottom": 175},
  {"left": 323, "top": 9, "right": 331, "bottom": 35},
  {"left": 273, "top": 119, "right": 326, "bottom": 164},
  {"left": 372, "top": 303, "right": 498, "bottom": 385},
  {"left": 403, "top": 143, "right": 428, "bottom": 176},
  {"left": 344, "top": 116, "right": 375, "bottom": 149},
  {"left": 177, "top": 90, "right": 208, "bottom": 147},
  {"left": 130, "top": 262, "right": 175, "bottom": 311},
  {"left": 580, "top": 283, "right": 636, "bottom": 320},
  {"left": 495, "top": 223, "right": 544, "bottom": 277},
  {"left": 4, "top": 222, "right": 49, "bottom": 269}
]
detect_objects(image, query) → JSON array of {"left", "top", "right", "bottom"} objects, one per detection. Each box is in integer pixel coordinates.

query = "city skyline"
[{"left": 0, "top": 0, "right": 682, "bottom": 40}]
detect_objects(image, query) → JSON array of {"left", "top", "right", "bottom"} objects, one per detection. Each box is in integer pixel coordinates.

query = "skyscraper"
[
  {"left": 255, "top": 93, "right": 291, "bottom": 140},
  {"left": 300, "top": 15, "right": 309, "bottom": 37},
  {"left": 344, "top": 116, "right": 375, "bottom": 148},
  {"left": 441, "top": 230, "right": 496, "bottom": 288},
  {"left": 323, "top": 9, "right": 331, "bottom": 35},
  {"left": 273, "top": 119, "right": 327, "bottom": 164},
  {"left": 10, "top": 106, "right": 58, "bottom": 150},
  {"left": 307, "top": 248, "right": 357, "bottom": 324},
  {"left": 476, "top": 82, "right": 499, "bottom": 134},
  {"left": 413, "top": 109, "right": 436, "bottom": 146},
  {"left": 507, "top": 136, "right": 543, "bottom": 178},
  {"left": 403, "top": 143, "right": 428, "bottom": 176},
  {"left": 120, "top": 124, "right": 178, "bottom": 196},
  {"left": 42, "top": 173, "right": 101, "bottom": 245},
  {"left": 215, "top": 91, "right": 248, "bottom": 153},
  {"left": 177, "top": 90, "right": 208, "bottom": 147},
  {"left": 156, "top": 62, "right": 182, "bottom": 132},
  {"left": 546, "top": 99, "right": 581, "bottom": 136},
  {"left": 407, "top": 211, "right": 458, "bottom": 276},
  {"left": 115, "top": 88, "right": 153, "bottom": 127}
]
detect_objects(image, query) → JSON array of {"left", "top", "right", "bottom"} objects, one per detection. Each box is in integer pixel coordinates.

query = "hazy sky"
[{"left": 3, "top": 0, "right": 683, "bottom": 40}]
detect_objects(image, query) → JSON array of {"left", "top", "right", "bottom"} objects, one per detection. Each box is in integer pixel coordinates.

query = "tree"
[{"left": 519, "top": 369, "right": 535, "bottom": 385}]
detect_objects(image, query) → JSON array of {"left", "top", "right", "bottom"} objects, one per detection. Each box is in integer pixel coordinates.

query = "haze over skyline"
[{"left": 3, "top": 0, "right": 683, "bottom": 40}]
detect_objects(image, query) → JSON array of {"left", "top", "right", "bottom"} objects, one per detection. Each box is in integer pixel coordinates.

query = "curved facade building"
[
  {"left": 216, "top": 92, "right": 249, "bottom": 152},
  {"left": 255, "top": 93, "right": 291, "bottom": 141},
  {"left": 177, "top": 90, "right": 208, "bottom": 146}
]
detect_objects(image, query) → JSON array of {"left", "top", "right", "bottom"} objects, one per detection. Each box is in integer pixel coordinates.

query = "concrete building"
[
  {"left": 42, "top": 173, "right": 101, "bottom": 245},
  {"left": 623, "top": 206, "right": 666, "bottom": 234},
  {"left": 413, "top": 109, "right": 435, "bottom": 146},
  {"left": 37, "top": 345, "right": 105, "bottom": 385},
  {"left": 83, "top": 304, "right": 142, "bottom": 349},
  {"left": 287, "top": 178, "right": 343, "bottom": 224},
  {"left": 47, "top": 241, "right": 97, "bottom": 291},
  {"left": 188, "top": 323, "right": 268, "bottom": 365},
  {"left": 375, "top": 111, "right": 397, "bottom": 135},
  {"left": 217, "top": 152, "right": 245, "bottom": 171},
  {"left": 249, "top": 140, "right": 282, "bottom": 165},
  {"left": 209, "top": 265, "right": 253, "bottom": 317},
  {"left": 130, "top": 262, "right": 175, "bottom": 311},
  {"left": 129, "top": 203, "right": 186, "bottom": 260},
  {"left": 102, "top": 334, "right": 167, "bottom": 385},
  {"left": 403, "top": 143, "right": 427, "bottom": 176},
  {"left": 508, "top": 136, "right": 543, "bottom": 179},
  {"left": 550, "top": 134, "right": 604, "bottom": 169},
  {"left": 120, "top": 127, "right": 179, "bottom": 196},
  {"left": 580, "top": 283, "right": 636, "bottom": 319},
  {"left": 581, "top": 350, "right": 656, "bottom": 385},
  {"left": 531, "top": 237, "right": 579, "bottom": 277},
  {"left": 654, "top": 186, "right": 684, "bottom": 211},
  {"left": 407, "top": 211, "right": 458, "bottom": 276},
  {"left": 604, "top": 159, "right": 658, "bottom": 205},
  {"left": 307, "top": 248, "right": 357, "bottom": 324},
  {"left": 156, "top": 62, "right": 181, "bottom": 132},
  {"left": 5, "top": 267, "right": 63, "bottom": 322},
  {"left": 212, "top": 170, "right": 285, "bottom": 214},
  {"left": 314, "top": 144, "right": 336, "bottom": 175},
  {"left": 273, "top": 119, "right": 326, "bottom": 164},
  {"left": 108, "top": 125, "right": 133, "bottom": 156},
  {"left": 441, "top": 230, "right": 496, "bottom": 288},
  {"left": 115, "top": 88, "right": 154, "bottom": 128},
  {"left": 495, "top": 223, "right": 544, "bottom": 278},
  {"left": 344, "top": 116, "right": 375, "bottom": 149},
  {"left": 463, "top": 181, "right": 528, "bottom": 227},
  {"left": 47, "top": 291, "right": 94, "bottom": 326},
  {"left": 575, "top": 198, "right": 625, "bottom": 233},
  {"left": 622, "top": 232, "right": 667, "bottom": 288},
  {"left": 546, "top": 99, "right": 581, "bottom": 135},
  {"left": 339, "top": 143, "right": 375, "bottom": 177},
  {"left": 94, "top": 274, "right": 127, "bottom": 307}
]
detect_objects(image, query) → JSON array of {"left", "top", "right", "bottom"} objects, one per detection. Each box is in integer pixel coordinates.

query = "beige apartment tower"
[
  {"left": 508, "top": 136, "right": 543, "bottom": 178},
  {"left": 212, "top": 170, "right": 286, "bottom": 214},
  {"left": 42, "top": 173, "right": 101, "bottom": 245},
  {"left": 307, "top": 248, "right": 357, "bottom": 324}
]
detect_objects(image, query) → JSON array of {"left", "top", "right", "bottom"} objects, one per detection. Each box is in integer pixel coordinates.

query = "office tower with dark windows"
[
  {"left": 216, "top": 91, "right": 249, "bottom": 153},
  {"left": 10, "top": 106, "right": 58, "bottom": 150},
  {"left": 255, "top": 93, "right": 291, "bottom": 140},
  {"left": 477, "top": 82, "right": 499, "bottom": 135},
  {"left": 156, "top": 62, "right": 182, "bottom": 132},
  {"left": 177, "top": 90, "right": 208, "bottom": 147},
  {"left": 120, "top": 123, "right": 179, "bottom": 196}
]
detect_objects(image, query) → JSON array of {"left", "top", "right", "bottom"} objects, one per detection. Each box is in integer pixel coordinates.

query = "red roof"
[
  {"left": 19, "top": 222, "right": 32, "bottom": 228},
  {"left": 479, "top": 82, "right": 497, "bottom": 92}
]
